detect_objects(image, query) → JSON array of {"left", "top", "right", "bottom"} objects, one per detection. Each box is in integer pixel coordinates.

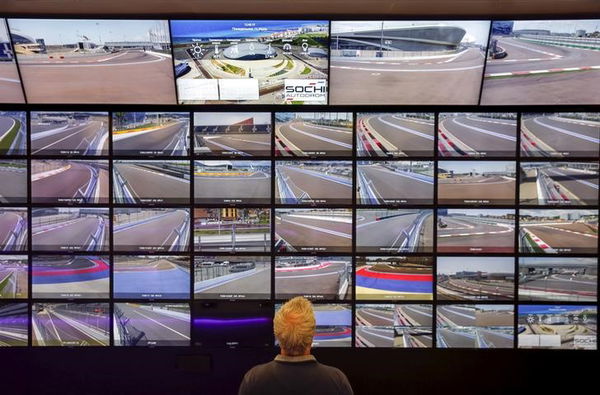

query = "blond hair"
[{"left": 274, "top": 297, "right": 316, "bottom": 356}]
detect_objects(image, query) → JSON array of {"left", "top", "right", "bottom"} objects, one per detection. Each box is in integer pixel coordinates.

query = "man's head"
[{"left": 274, "top": 296, "right": 316, "bottom": 356}]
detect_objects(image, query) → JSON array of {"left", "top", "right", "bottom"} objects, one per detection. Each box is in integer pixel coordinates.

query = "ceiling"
[{"left": 2, "top": 0, "right": 600, "bottom": 16}]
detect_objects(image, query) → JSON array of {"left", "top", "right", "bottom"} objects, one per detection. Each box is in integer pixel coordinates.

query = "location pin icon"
[{"left": 302, "top": 43, "right": 308, "bottom": 52}]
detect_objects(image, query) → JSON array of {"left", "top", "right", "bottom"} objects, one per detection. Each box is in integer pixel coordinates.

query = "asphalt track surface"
[
  {"left": 114, "top": 210, "right": 189, "bottom": 251},
  {"left": 0, "top": 115, "right": 26, "bottom": 154},
  {"left": 439, "top": 115, "right": 517, "bottom": 156},
  {"left": 195, "top": 171, "right": 270, "bottom": 203},
  {"left": 275, "top": 261, "right": 348, "bottom": 298},
  {"left": 519, "top": 273, "right": 597, "bottom": 301},
  {"left": 539, "top": 166, "right": 599, "bottom": 205},
  {"left": 521, "top": 116, "right": 600, "bottom": 157},
  {"left": 32, "top": 216, "right": 107, "bottom": 251},
  {"left": 358, "top": 164, "right": 433, "bottom": 204},
  {"left": 114, "top": 121, "right": 188, "bottom": 155},
  {"left": 356, "top": 307, "right": 394, "bottom": 326},
  {"left": 356, "top": 211, "right": 431, "bottom": 253},
  {"left": 18, "top": 50, "right": 176, "bottom": 104},
  {"left": 276, "top": 165, "right": 352, "bottom": 204},
  {"left": 356, "top": 266, "right": 433, "bottom": 299},
  {"left": 521, "top": 222, "right": 598, "bottom": 253},
  {"left": 438, "top": 305, "right": 475, "bottom": 326},
  {"left": 0, "top": 211, "right": 27, "bottom": 251},
  {"left": 482, "top": 37, "right": 600, "bottom": 104},
  {"left": 0, "top": 305, "right": 28, "bottom": 346},
  {"left": 275, "top": 214, "right": 352, "bottom": 252},
  {"left": 438, "top": 175, "right": 515, "bottom": 204},
  {"left": 114, "top": 258, "right": 189, "bottom": 298},
  {"left": 115, "top": 303, "right": 190, "bottom": 346},
  {"left": 0, "top": 62, "right": 25, "bottom": 103},
  {"left": 195, "top": 264, "right": 270, "bottom": 297},
  {"left": 356, "top": 326, "right": 395, "bottom": 347},
  {"left": 276, "top": 121, "right": 353, "bottom": 156},
  {"left": 437, "top": 216, "right": 515, "bottom": 253},
  {"left": 32, "top": 256, "right": 109, "bottom": 297},
  {"left": 357, "top": 114, "right": 434, "bottom": 157},
  {"left": 31, "top": 120, "right": 108, "bottom": 155},
  {"left": 330, "top": 48, "right": 485, "bottom": 105},
  {"left": 32, "top": 162, "right": 109, "bottom": 203},
  {"left": 396, "top": 305, "right": 433, "bottom": 327},
  {"left": 437, "top": 278, "right": 514, "bottom": 300},
  {"left": 32, "top": 306, "right": 109, "bottom": 346},
  {"left": 114, "top": 163, "right": 190, "bottom": 203},
  {"left": 0, "top": 164, "right": 27, "bottom": 203},
  {"left": 198, "top": 133, "right": 271, "bottom": 156}
]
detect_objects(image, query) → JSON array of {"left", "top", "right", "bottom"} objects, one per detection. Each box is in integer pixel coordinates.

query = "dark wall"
[{"left": 1, "top": 347, "right": 597, "bottom": 394}]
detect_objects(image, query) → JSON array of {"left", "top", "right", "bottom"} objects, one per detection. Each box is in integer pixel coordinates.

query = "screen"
[
  {"left": 194, "top": 112, "right": 272, "bottom": 157},
  {"left": 113, "top": 208, "right": 190, "bottom": 252},
  {"left": 0, "top": 303, "right": 28, "bottom": 346},
  {"left": 437, "top": 256, "right": 515, "bottom": 301},
  {"left": 276, "top": 161, "right": 352, "bottom": 205},
  {"left": 114, "top": 255, "right": 190, "bottom": 299},
  {"left": 356, "top": 113, "right": 435, "bottom": 157},
  {"left": 0, "top": 255, "right": 28, "bottom": 299},
  {"left": 330, "top": 20, "right": 490, "bottom": 105},
  {"left": 0, "top": 160, "right": 27, "bottom": 203},
  {"left": 518, "top": 305, "right": 597, "bottom": 350},
  {"left": 0, "top": 111, "right": 27, "bottom": 155},
  {"left": 275, "top": 256, "right": 352, "bottom": 300},
  {"left": 437, "top": 304, "right": 514, "bottom": 348},
  {"left": 194, "top": 208, "right": 270, "bottom": 252},
  {"left": 30, "top": 112, "right": 109, "bottom": 156},
  {"left": 114, "top": 303, "right": 190, "bottom": 346},
  {"left": 195, "top": 160, "right": 271, "bottom": 204},
  {"left": 32, "top": 255, "right": 109, "bottom": 298},
  {"left": 519, "top": 162, "right": 598, "bottom": 206},
  {"left": 31, "top": 159, "right": 109, "bottom": 204},
  {"left": 0, "top": 19, "right": 25, "bottom": 103},
  {"left": 193, "top": 301, "right": 273, "bottom": 348},
  {"left": 170, "top": 20, "right": 329, "bottom": 105},
  {"left": 194, "top": 256, "right": 271, "bottom": 300},
  {"left": 356, "top": 304, "right": 433, "bottom": 348},
  {"left": 355, "top": 256, "right": 433, "bottom": 300},
  {"left": 438, "top": 161, "right": 516, "bottom": 205},
  {"left": 520, "top": 113, "right": 600, "bottom": 158},
  {"left": 112, "top": 112, "right": 190, "bottom": 156},
  {"left": 298, "top": 303, "right": 352, "bottom": 348},
  {"left": 31, "top": 207, "right": 109, "bottom": 252},
  {"left": 356, "top": 209, "right": 433, "bottom": 253},
  {"left": 113, "top": 160, "right": 190, "bottom": 204},
  {"left": 8, "top": 19, "right": 176, "bottom": 104},
  {"left": 0, "top": 208, "right": 28, "bottom": 252},
  {"left": 32, "top": 302, "right": 110, "bottom": 346},
  {"left": 358, "top": 161, "right": 434, "bottom": 205},
  {"left": 518, "top": 257, "right": 597, "bottom": 302},
  {"left": 275, "top": 112, "right": 353, "bottom": 157},
  {"left": 482, "top": 20, "right": 600, "bottom": 105},
  {"left": 275, "top": 208, "right": 352, "bottom": 253}
]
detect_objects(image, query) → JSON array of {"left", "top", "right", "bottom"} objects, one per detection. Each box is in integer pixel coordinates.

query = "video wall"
[{"left": 0, "top": 17, "right": 598, "bottom": 351}]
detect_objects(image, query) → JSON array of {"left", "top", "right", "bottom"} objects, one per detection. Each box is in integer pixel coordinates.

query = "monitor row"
[
  {"left": 0, "top": 208, "right": 598, "bottom": 254},
  {"left": 2, "top": 19, "right": 600, "bottom": 106},
  {"left": 1, "top": 111, "right": 599, "bottom": 158},
  {"left": 0, "top": 302, "right": 596, "bottom": 350},
  {"left": 1, "top": 255, "right": 597, "bottom": 303},
  {"left": 1, "top": 159, "right": 598, "bottom": 206}
]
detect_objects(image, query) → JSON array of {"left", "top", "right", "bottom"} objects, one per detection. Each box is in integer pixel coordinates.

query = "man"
[{"left": 239, "top": 296, "right": 353, "bottom": 395}]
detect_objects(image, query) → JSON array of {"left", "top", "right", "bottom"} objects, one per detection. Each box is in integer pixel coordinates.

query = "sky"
[
  {"left": 520, "top": 209, "right": 597, "bottom": 219},
  {"left": 0, "top": 19, "right": 9, "bottom": 42},
  {"left": 437, "top": 257, "right": 514, "bottom": 274},
  {"left": 7, "top": 19, "right": 169, "bottom": 45},
  {"left": 171, "top": 20, "right": 327, "bottom": 39},
  {"left": 331, "top": 21, "right": 491, "bottom": 46},
  {"left": 519, "top": 257, "right": 597, "bottom": 267},
  {"left": 438, "top": 161, "right": 515, "bottom": 173},
  {"left": 444, "top": 209, "right": 515, "bottom": 216},
  {"left": 519, "top": 305, "right": 596, "bottom": 315},
  {"left": 194, "top": 112, "right": 271, "bottom": 126},
  {"left": 509, "top": 19, "right": 600, "bottom": 34}
]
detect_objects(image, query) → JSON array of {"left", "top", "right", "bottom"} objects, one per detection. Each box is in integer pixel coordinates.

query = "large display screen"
[
  {"left": 171, "top": 20, "right": 329, "bottom": 104},
  {"left": 8, "top": 19, "right": 176, "bottom": 104}
]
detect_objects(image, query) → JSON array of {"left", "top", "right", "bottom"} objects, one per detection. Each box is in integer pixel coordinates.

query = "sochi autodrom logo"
[{"left": 284, "top": 79, "right": 327, "bottom": 103}]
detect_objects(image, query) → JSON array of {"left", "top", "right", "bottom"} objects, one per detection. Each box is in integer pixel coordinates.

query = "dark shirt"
[{"left": 239, "top": 354, "right": 353, "bottom": 395}]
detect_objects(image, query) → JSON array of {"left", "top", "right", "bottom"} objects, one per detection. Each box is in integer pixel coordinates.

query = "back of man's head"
[{"left": 274, "top": 296, "right": 316, "bottom": 356}]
